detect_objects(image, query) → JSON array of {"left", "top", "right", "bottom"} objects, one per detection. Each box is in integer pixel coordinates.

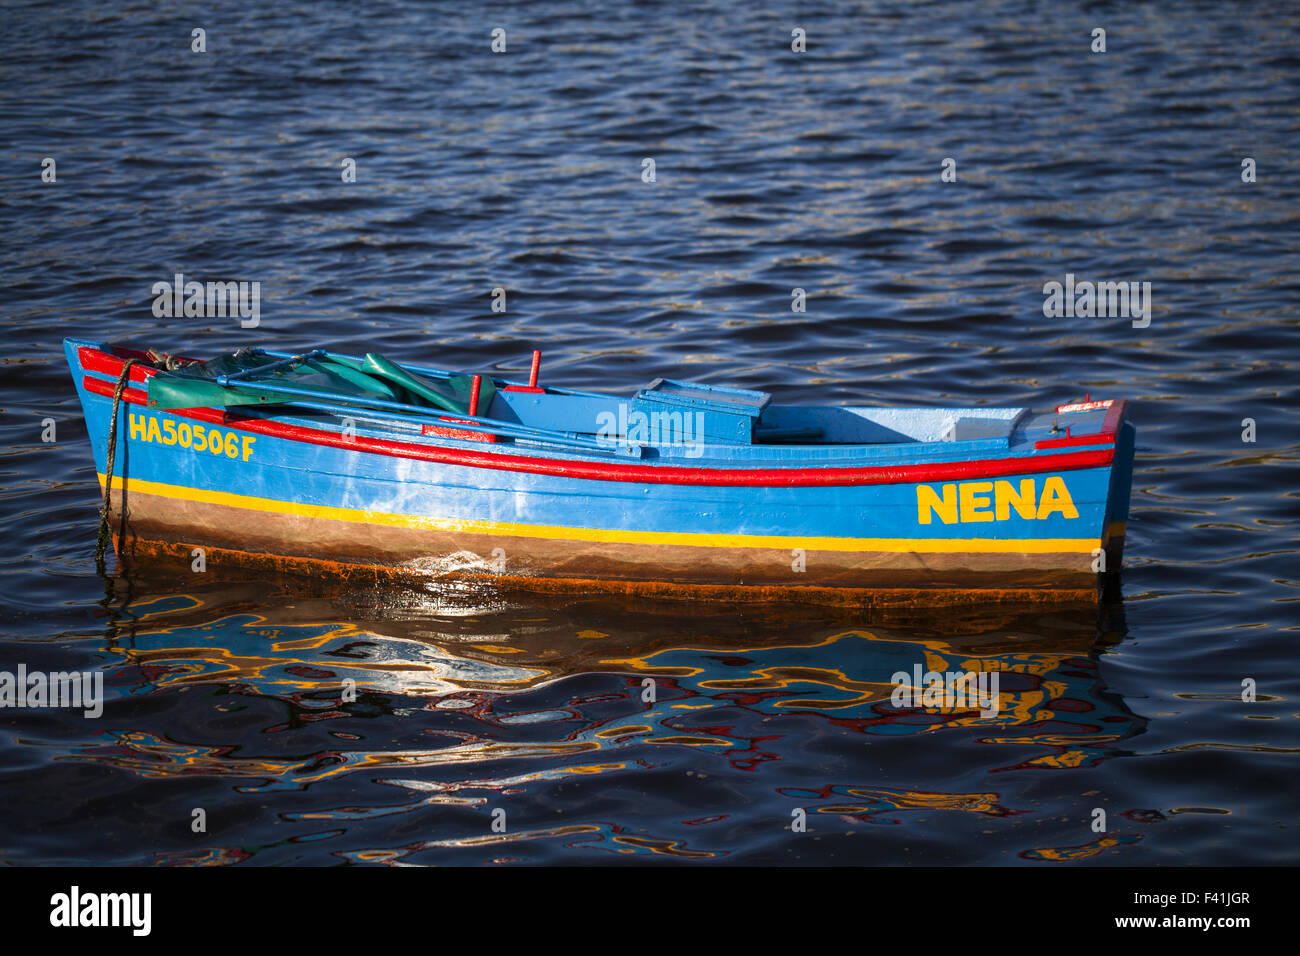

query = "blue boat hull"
[{"left": 66, "top": 338, "right": 1135, "bottom": 603}]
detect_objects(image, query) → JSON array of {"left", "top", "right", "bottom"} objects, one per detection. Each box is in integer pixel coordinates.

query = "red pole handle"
[
  {"left": 528, "top": 350, "right": 541, "bottom": 388},
  {"left": 469, "top": 374, "right": 481, "bottom": 417}
]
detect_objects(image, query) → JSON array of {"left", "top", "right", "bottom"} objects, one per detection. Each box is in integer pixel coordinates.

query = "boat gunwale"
[{"left": 72, "top": 340, "right": 1123, "bottom": 488}]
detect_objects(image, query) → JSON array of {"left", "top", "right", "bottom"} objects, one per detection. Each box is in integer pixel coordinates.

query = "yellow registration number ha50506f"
[{"left": 129, "top": 413, "right": 256, "bottom": 461}]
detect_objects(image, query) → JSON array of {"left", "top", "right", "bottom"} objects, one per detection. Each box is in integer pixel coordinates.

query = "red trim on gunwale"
[
  {"left": 1034, "top": 399, "right": 1128, "bottom": 450},
  {"left": 1101, "top": 399, "right": 1128, "bottom": 437},
  {"left": 79, "top": 347, "right": 160, "bottom": 384},
  {"left": 1034, "top": 433, "right": 1114, "bottom": 450},
  {"left": 83, "top": 375, "right": 1115, "bottom": 487},
  {"left": 79, "top": 346, "right": 203, "bottom": 384}
]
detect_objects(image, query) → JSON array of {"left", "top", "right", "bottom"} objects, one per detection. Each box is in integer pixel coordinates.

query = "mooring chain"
[{"left": 95, "top": 358, "right": 143, "bottom": 575}]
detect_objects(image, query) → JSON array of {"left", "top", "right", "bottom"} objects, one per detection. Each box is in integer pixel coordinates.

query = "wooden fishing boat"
[{"left": 64, "top": 337, "right": 1135, "bottom": 605}]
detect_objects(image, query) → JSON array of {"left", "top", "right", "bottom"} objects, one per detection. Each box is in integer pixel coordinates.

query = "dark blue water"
[{"left": 1, "top": 0, "right": 1297, "bottom": 865}]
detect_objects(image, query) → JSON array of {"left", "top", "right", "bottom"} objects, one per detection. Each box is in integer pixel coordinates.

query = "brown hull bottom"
[{"left": 102, "top": 487, "right": 1108, "bottom": 608}]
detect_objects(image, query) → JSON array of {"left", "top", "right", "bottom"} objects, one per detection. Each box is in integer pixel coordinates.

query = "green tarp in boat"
[{"left": 146, "top": 349, "right": 496, "bottom": 418}]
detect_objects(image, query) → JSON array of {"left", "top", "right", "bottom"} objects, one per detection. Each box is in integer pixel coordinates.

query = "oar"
[
  {"left": 258, "top": 349, "right": 617, "bottom": 401},
  {"left": 219, "top": 349, "right": 324, "bottom": 382},
  {"left": 209, "top": 377, "right": 641, "bottom": 456},
  {"left": 278, "top": 398, "right": 641, "bottom": 458},
  {"left": 214, "top": 357, "right": 614, "bottom": 447}
]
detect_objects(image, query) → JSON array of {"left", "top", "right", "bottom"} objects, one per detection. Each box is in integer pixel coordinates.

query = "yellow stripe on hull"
[{"left": 99, "top": 474, "right": 1102, "bottom": 554}]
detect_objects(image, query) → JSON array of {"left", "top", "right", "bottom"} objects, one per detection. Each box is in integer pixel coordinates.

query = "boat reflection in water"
[{"left": 83, "top": 569, "right": 1141, "bottom": 864}]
